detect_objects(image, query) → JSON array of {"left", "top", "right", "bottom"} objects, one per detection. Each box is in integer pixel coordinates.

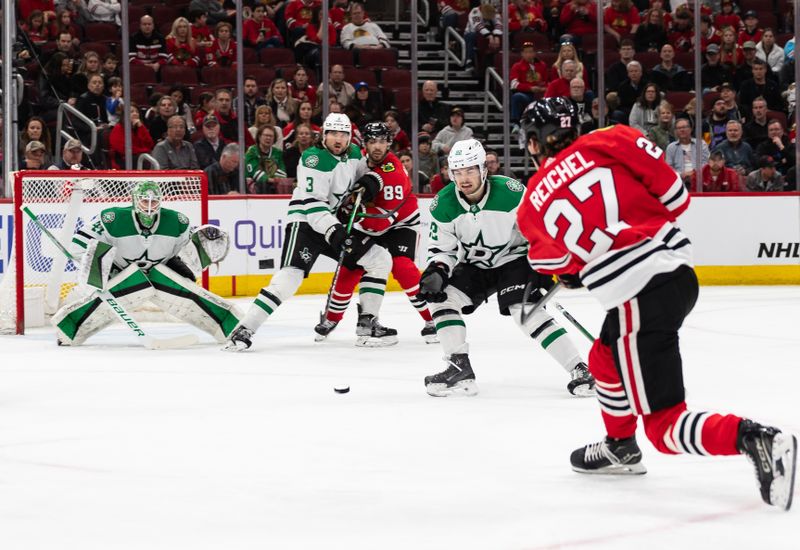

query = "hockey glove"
[
  {"left": 419, "top": 262, "right": 449, "bottom": 303},
  {"left": 340, "top": 232, "right": 375, "bottom": 269},
  {"left": 558, "top": 272, "right": 583, "bottom": 289},
  {"left": 352, "top": 173, "right": 382, "bottom": 203},
  {"left": 166, "top": 256, "right": 197, "bottom": 281},
  {"left": 326, "top": 224, "right": 348, "bottom": 251}
]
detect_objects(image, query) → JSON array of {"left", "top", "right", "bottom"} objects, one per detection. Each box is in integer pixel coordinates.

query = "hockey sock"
[
  {"left": 241, "top": 267, "right": 304, "bottom": 331},
  {"left": 391, "top": 256, "right": 432, "bottom": 322},
  {"left": 355, "top": 245, "right": 391, "bottom": 317},
  {"left": 589, "top": 339, "right": 638, "bottom": 439},
  {"left": 510, "top": 304, "right": 582, "bottom": 373},
  {"left": 644, "top": 402, "right": 742, "bottom": 456},
  {"left": 325, "top": 267, "right": 362, "bottom": 323}
]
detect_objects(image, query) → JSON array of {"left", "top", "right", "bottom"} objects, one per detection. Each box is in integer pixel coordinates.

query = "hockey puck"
[{"left": 334, "top": 385, "right": 350, "bottom": 394}]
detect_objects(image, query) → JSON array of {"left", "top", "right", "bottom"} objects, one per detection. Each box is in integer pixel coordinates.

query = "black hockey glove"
[
  {"left": 166, "top": 256, "right": 197, "bottom": 281},
  {"left": 419, "top": 263, "right": 450, "bottom": 303},
  {"left": 558, "top": 272, "right": 583, "bottom": 289},
  {"left": 352, "top": 173, "right": 382, "bottom": 203},
  {"left": 326, "top": 224, "right": 348, "bottom": 251},
  {"left": 340, "top": 232, "right": 374, "bottom": 269}
]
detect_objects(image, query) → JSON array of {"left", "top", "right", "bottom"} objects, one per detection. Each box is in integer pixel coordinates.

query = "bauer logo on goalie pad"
[
  {"left": 505, "top": 180, "right": 524, "bottom": 192},
  {"left": 304, "top": 155, "right": 320, "bottom": 168},
  {"left": 102, "top": 211, "right": 116, "bottom": 223}
]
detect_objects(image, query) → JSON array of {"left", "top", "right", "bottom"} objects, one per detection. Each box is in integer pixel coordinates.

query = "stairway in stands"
[{"left": 379, "top": 19, "right": 530, "bottom": 180}]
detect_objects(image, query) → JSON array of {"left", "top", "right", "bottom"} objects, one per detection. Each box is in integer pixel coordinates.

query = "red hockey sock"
[
  {"left": 325, "top": 267, "right": 362, "bottom": 322},
  {"left": 643, "top": 402, "right": 742, "bottom": 456},
  {"left": 589, "top": 339, "right": 638, "bottom": 439},
  {"left": 392, "top": 257, "right": 432, "bottom": 321}
]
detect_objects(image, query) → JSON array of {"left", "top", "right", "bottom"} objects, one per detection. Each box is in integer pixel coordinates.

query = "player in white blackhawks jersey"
[
  {"left": 53, "top": 181, "right": 241, "bottom": 345},
  {"left": 418, "top": 138, "right": 595, "bottom": 397},
  {"left": 224, "top": 113, "right": 395, "bottom": 351}
]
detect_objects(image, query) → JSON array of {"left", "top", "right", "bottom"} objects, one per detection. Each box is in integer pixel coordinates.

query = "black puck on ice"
[{"left": 334, "top": 385, "right": 350, "bottom": 394}]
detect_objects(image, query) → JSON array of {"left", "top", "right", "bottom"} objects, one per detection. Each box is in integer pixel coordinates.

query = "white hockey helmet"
[
  {"left": 322, "top": 112, "right": 352, "bottom": 139},
  {"left": 448, "top": 138, "right": 487, "bottom": 182}
]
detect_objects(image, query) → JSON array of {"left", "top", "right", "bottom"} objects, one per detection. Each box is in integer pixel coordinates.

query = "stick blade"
[{"left": 143, "top": 334, "right": 200, "bottom": 350}]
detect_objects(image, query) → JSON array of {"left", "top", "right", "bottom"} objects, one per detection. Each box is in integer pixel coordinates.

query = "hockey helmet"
[
  {"left": 524, "top": 97, "right": 580, "bottom": 155},
  {"left": 447, "top": 138, "right": 487, "bottom": 183},
  {"left": 322, "top": 112, "right": 352, "bottom": 139},
  {"left": 362, "top": 121, "right": 393, "bottom": 143},
  {"left": 132, "top": 181, "right": 162, "bottom": 228}
]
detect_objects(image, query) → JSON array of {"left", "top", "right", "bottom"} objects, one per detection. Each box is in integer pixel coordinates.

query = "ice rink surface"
[{"left": 1, "top": 286, "right": 798, "bottom": 550}]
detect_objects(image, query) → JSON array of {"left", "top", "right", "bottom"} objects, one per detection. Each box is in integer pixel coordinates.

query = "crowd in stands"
[{"left": 5, "top": 0, "right": 798, "bottom": 196}]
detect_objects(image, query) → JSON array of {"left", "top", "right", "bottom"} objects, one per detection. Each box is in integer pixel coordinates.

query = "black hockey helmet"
[
  {"left": 524, "top": 97, "right": 580, "bottom": 155},
  {"left": 362, "top": 121, "right": 393, "bottom": 143}
]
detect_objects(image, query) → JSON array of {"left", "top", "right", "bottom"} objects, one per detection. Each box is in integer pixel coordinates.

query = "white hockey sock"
[
  {"left": 241, "top": 267, "right": 304, "bottom": 331},
  {"left": 356, "top": 244, "right": 391, "bottom": 317},
  {"left": 430, "top": 287, "right": 472, "bottom": 356},
  {"left": 510, "top": 304, "right": 582, "bottom": 372}
]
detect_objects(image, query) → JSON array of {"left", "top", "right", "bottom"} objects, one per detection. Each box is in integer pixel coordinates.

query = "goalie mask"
[{"left": 132, "top": 181, "right": 162, "bottom": 228}]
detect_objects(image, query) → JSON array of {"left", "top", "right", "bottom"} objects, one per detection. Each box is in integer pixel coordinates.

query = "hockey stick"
[
  {"left": 520, "top": 281, "right": 562, "bottom": 324},
  {"left": 551, "top": 300, "right": 596, "bottom": 342},
  {"left": 22, "top": 206, "right": 199, "bottom": 350},
  {"left": 319, "top": 190, "right": 365, "bottom": 328}
]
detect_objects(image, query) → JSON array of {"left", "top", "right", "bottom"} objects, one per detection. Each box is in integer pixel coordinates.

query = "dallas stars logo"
[{"left": 462, "top": 231, "right": 506, "bottom": 268}]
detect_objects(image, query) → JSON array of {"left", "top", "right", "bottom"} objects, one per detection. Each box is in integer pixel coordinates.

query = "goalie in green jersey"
[{"left": 52, "top": 181, "right": 242, "bottom": 346}]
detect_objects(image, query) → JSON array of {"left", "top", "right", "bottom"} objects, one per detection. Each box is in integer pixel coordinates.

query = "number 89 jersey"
[
  {"left": 517, "top": 125, "right": 693, "bottom": 310},
  {"left": 355, "top": 152, "right": 420, "bottom": 235}
]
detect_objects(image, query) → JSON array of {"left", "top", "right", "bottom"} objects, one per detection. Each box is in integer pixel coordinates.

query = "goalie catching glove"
[
  {"left": 180, "top": 224, "right": 231, "bottom": 277},
  {"left": 419, "top": 262, "right": 449, "bottom": 303}
]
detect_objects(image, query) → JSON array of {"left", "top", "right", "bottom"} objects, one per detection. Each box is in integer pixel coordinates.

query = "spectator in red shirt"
[
  {"left": 166, "top": 17, "right": 201, "bottom": 68},
  {"left": 559, "top": 0, "right": 596, "bottom": 37},
  {"left": 720, "top": 26, "right": 744, "bottom": 68},
  {"left": 244, "top": 4, "right": 283, "bottom": 50},
  {"left": 698, "top": 14, "right": 722, "bottom": 53},
  {"left": 384, "top": 110, "right": 411, "bottom": 151},
  {"left": 508, "top": 0, "right": 546, "bottom": 34},
  {"left": 288, "top": 66, "right": 317, "bottom": 105},
  {"left": 692, "top": 150, "right": 742, "bottom": 192},
  {"left": 604, "top": 0, "right": 640, "bottom": 45},
  {"left": 545, "top": 59, "right": 581, "bottom": 98},
  {"left": 668, "top": 9, "right": 694, "bottom": 52},
  {"left": 22, "top": 10, "right": 53, "bottom": 48},
  {"left": 438, "top": 0, "right": 471, "bottom": 41},
  {"left": 428, "top": 156, "right": 451, "bottom": 194},
  {"left": 110, "top": 104, "right": 155, "bottom": 169},
  {"left": 714, "top": 0, "right": 741, "bottom": 33},
  {"left": 19, "top": 0, "right": 56, "bottom": 23},
  {"left": 510, "top": 42, "right": 548, "bottom": 124},
  {"left": 286, "top": 0, "right": 321, "bottom": 45},
  {"left": 294, "top": 6, "right": 337, "bottom": 69},
  {"left": 737, "top": 11, "right": 763, "bottom": 46},
  {"left": 189, "top": 9, "right": 214, "bottom": 50},
  {"left": 205, "top": 21, "right": 237, "bottom": 67}
]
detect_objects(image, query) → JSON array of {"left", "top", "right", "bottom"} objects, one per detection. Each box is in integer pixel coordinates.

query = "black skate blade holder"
[{"left": 520, "top": 281, "right": 562, "bottom": 324}]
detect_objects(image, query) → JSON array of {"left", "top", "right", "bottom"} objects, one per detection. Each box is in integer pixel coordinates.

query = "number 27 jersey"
[{"left": 517, "top": 125, "right": 693, "bottom": 310}]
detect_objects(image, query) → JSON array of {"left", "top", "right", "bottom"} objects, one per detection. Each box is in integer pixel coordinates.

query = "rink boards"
[{"left": 1, "top": 193, "right": 799, "bottom": 296}]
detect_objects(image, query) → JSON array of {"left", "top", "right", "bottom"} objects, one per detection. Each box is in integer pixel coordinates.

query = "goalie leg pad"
[
  {"left": 53, "top": 264, "right": 154, "bottom": 345},
  {"left": 147, "top": 264, "right": 243, "bottom": 342}
]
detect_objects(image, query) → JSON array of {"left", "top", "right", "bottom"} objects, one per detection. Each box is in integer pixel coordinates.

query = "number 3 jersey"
[
  {"left": 353, "top": 152, "right": 420, "bottom": 235},
  {"left": 427, "top": 175, "right": 529, "bottom": 273},
  {"left": 517, "top": 124, "right": 692, "bottom": 310}
]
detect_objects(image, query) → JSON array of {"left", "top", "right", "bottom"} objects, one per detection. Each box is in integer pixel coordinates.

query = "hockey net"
[{"left": 0, "top": 170, "right": 208, "bottom": 335}]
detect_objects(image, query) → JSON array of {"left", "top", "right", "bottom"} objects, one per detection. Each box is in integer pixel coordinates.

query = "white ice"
[{"left": 1, "top": 286, "right": 798, "bottom": 550}]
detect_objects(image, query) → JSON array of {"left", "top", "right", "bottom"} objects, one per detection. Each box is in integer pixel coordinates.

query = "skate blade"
[
  {"left": 423, "top": 334, "right": 440, "bottom": 344},
  {"left": 572, "top": 462, "right": 647, "bottom": 475},
  {"left": 569, "top": 383, "right": 596, "bottom": 397},
  {"left": 221, "top": 340, "right": 249, "bottom": 352},
  {"left": 314, "top": 333, "right": 328, "bottom": 342},
  {"left": 425, "top": 379, "right": 479, "bottom": 397},
  {"left": 355, "top": 335, "right": 399, "bottom": 347},
  {"left": 770, "top": 433, "right": 797, "bottom": 511}
]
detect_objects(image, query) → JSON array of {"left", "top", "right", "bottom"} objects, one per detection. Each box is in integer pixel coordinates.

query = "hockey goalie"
[{"left": 52, "top": 181, "right": 241, "bottom": 346}]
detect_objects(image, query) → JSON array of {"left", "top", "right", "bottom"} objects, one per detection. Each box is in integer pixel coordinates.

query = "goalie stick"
[{"left": 22, "top": 206, "right": 200, "bottom": 350}]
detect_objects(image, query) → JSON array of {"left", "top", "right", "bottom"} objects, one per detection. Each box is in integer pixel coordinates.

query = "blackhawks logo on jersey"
[
  {"left": 102, "top": 211, "right": 115, "bottom": 223},
  {"left": 380, "top": 162, "right": 395, "bottom": 173},
  {"left": 304, "top": 155, "right": 319, "bottom": 168},
  {"left": 506, "top": 179, "right": 524, "bottom": 192}
]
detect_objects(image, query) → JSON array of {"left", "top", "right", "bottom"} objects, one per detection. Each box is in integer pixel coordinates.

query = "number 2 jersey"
[
  {"left": 517, "top": 124, "right": 692, "bottom": 310},
  {"left": 353, "top": 152, "right": 420, "bottom": 235}
]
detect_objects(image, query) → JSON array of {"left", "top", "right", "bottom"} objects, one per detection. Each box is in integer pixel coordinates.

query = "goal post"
[{"left": 0, "top": 170, "right": 209, "bottom": 335}]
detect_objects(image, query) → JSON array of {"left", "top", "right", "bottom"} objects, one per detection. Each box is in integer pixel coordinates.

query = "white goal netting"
[{"left": 0, "top": 170, "right": 207, "bottom": 335}]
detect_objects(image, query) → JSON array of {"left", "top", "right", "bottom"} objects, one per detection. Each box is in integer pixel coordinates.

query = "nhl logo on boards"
[
  {"left": 305, "top": 155, "right": 320, "bottom": 168},
  {"left": 102, "top": 211, "right": 115, "bottom": 223},
  {"left": 506, "top": 180, "right": 524, "bottom": 192}
]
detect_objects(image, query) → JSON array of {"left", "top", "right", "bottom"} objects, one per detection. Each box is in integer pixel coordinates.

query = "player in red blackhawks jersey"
[
  {"left": 516, "top": 97, "right": 796, "bottom": 510},
  {"left": 314, "top": 122, "right": 438, "bottom": 344}
]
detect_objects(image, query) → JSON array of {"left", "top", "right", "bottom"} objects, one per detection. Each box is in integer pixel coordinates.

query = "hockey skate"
[
  {"left": 567, "top": 362, "right": 596, "bottom": 397},
  {"left": 314, "top": 318, "right": 339, "bottom": 342},
  {"left": 420, "top": 320, "right": 439, "bottom": 344},
  {"left": 571, "top": 436, "right": 647, "bottom": 475},
  {"left": 424, "top": 353, "right": 478, "bottom": 397},
  {"left": 222, "top": 325, "right": 254, "bottom": 352},
  {"left": 737, "top": 419, "right": 797, "bottom": 511},
  {"left": 355, "top": 313, "right": 399, "bottom": 347}
]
